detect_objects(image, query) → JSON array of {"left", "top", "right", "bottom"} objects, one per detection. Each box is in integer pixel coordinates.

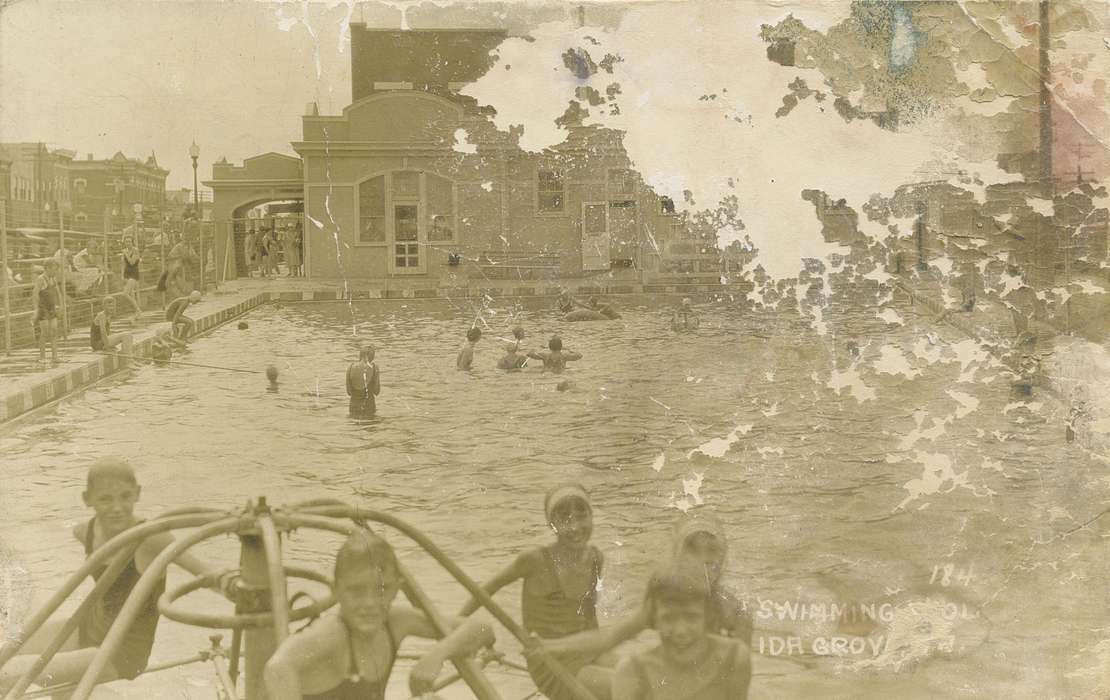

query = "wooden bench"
[{"left": 473, "top": 250, "right": 561, "bottom": 280}]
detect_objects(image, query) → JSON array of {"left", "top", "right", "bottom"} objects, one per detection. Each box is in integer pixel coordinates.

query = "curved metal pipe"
[
  {"left": 70, "top": 517, "right": 241, "bottom": 700},
  {"left": 0, "top": 512, "right": 227, "bottom": 669},
  {"left": 257, "top": 515, "right": 290, "bottom": 645},
  {"left": 271, "top": 513, "right": 502, "bottom": 700},
  {"left": 3, "top": 543, "right": 142, "bottom": 700},
  {"left": 277, "top": 509, "right": 600, "bottom": 700}
]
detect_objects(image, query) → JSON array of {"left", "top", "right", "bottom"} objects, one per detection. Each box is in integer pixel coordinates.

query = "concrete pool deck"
[{"left": 0, "top": 276, "right": 734, "bottom": 424}]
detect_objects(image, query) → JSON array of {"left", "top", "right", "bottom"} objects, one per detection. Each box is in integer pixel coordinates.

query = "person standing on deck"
[
  {"left": 32, "top": 259, "right": 62, "bottom": 365},
  {"left": 120, "top": 238, "right": 143, "bottom": 319},
  {"left": 346, "top": 346, "right": 380, "bottom": 418}
]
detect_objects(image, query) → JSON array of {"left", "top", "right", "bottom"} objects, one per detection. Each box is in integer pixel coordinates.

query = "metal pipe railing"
[
  {"left": 0, "top": 512, "right": 226, "bottom": 669},
  {"left": 282, "top": 513, "right": 503, "bottom": 700},
  {"left": 2, "top": 542, "right": 142, "bottom": 700},
  {"left": 70, "top": 517, "right": 241, "bottom": 700},
  {"left": 257, "top": 515, "right": 290, "bottom": 646},
  {"left": 282, "top": 508, "right": 600, "bottom": 700}
]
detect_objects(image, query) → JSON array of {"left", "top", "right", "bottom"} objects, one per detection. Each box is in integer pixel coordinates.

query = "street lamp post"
[{"left": 189, "top": 141, "right": 202, "bottom": 291}]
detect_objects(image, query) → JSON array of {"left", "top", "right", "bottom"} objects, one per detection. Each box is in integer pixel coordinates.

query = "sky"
[{"left": 2, "top": 0, "right": 1107, "bottom": 279}]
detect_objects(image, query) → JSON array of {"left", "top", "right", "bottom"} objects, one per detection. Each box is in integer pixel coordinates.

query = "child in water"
[
  {"left": 346, "top": 346, "right": 380, "bottom": 418},
  {"left": 264, "top": 529, "right": 495, "bottom": 699},
  {"left": 0, "top": 458, "right": 230, "bottom": 694},
  {"left": 498, "top": 342, "right": 527, "bottom": 370},
  {"left": 527, "top": 336, "right": 582, "bottom": 374},
  {"left": 540, "top": 512, "right": 751, "bottom": 698},
  {"left": 457, "top": 327, "right": 481, "bottom": 370},
  {"left": 611, "top": 567, "right": 751, "bottom": 700},
  {"left": 459, "top": 484, "right": 609, "bottom": 700}
]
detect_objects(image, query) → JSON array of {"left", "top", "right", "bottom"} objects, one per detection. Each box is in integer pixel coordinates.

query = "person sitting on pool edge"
[
  {"left": 459, "top": 483, "right": 613, "bottom": 700},
  {"left": 527, "top": 336, "right": 582, "bottom": 374},
  {"left": 346, "top": 346, "right": 380, "bottom": 418},
  {"left": 90, "top": 296, "right": 132, "bottom": 355},
  {"left": 264, "top": 529, "right": 495, "bottom": 700},
  {"left": 611, "top": 566, "right": 751, "bottom": 700},
  {"left": 0, "top": 458, "right": 233, "bottom": 695},
  {"left": 457, "top": 326, "right": 481, "bottom": 370},
  {"left": 165, "top": 290, "right": 201, "bottom": 341}
]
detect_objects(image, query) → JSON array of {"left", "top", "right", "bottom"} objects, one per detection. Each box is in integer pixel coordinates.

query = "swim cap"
[
  {"left": 544, "top": 483, "right": 592, "bottom": 524},
  {"left": 672, "top": 512, "right": 727, "bottom": 560}
]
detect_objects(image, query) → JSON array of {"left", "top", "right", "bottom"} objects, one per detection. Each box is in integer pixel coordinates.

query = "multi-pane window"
[
  {"left": 358, "top": 175, "right": 386, "bottom": 242},
  {"left": 537, "top": 170, "right": 564, "bottom": 213}
]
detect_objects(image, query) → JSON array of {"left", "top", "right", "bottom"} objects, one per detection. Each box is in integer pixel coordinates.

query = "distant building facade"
[
  {"left": 210, "top": 25, "right": 721, "bottom": 283},
  {"left": 0, "top": 143, "right": 75, "bottom": 227},
  {"left": 68, "top": 151, "right": 169, "bottom": 232}
]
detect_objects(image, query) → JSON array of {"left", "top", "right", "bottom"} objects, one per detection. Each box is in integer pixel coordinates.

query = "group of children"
[
  {"left": 457, "top": 326, "right": 583, "bottom": 375},
  {"left": 1, "top": 463, "right": 750, "bottom": 700},
  {"left": 29, "top": 237, "right": 202, "bottom": 367}
]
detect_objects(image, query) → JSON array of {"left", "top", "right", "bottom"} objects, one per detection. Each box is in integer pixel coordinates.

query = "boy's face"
[
  {"left": 681, "top": 532, "right": 726, "bottom": 581},
  {"left": 655, "top": 598, "right": 709, "bottom": 663},
  {"left": 550, "top": 498, "right": 592, "bottom": 546},
  {"left": 82, "top": 477, "right": 140, "bottom": 535},
  {"left": 336, "top": 564, "right": 400, "bottom": 635}
]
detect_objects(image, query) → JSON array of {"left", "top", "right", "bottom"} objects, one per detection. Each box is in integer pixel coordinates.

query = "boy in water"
[
  {"left": 460, "top": 484, "right": 608, "bottom": 700},
  {"left": 165, "top": 290, "right": 201, "bottom": 341},
  {"left": 264, "top": 529, "right": 495, "bottom": 699},
  {"left": 90, "top": 296, "right": 132, "bottom": 355},
  {"left": 0, "top": 458, "right": 230, "bottom": 694},
  {"left": 32, "top": 259, "right": 62, "bottom": 365},
  {"left": 527, "top": 336, "right": 582, "bottom": 374},
  {"left": 541, "top": 513, "right": 751, "bottom": 698},
  {"left": 585, "top": 296, "right": 620, "bottom": 320},
  {"left": 498, "top": 342, "right": 527, "bottom": 371},
  {"left": 611, "top": 567, "right": 751, "bottom": 700},
  {"left": 456, "top": 327, "right": 481, "bottom": 370},
  {"left": 346, "top": 346, "right": 380, "bottom": 418}
]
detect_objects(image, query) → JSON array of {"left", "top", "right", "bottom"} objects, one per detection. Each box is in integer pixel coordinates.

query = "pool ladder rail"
[{"left": 0, "top": 497, "right": 600, "bottom": 700}]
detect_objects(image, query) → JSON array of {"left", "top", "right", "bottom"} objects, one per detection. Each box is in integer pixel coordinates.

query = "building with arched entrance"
[{"left": 207, "top": 25, "right": 721, "bottom": 285}]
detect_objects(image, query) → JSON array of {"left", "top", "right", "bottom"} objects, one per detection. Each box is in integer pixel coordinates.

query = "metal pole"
[
  {"left": 160, "top": 215, "right": 166, "bottom": 309},
  {"left": 1, "top": 199, "right": 10, "bottom": 354},
  {"left": 58, "top": 208, "right": 68, "bottom": 338},
  {"left": 193, "top": 155, "right": 201, "bottom": 292},
  {"left": 238, "top": 516, "right": 276, "bottom": 700}
]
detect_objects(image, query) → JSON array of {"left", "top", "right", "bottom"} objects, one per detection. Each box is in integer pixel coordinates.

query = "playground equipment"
[{"left": 0, "top": 498, "right": 600, "bottom": 700}]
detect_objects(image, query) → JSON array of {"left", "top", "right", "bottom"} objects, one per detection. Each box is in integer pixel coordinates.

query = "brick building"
[
  {"left": 67, "top": 151, "right": 169, "bottom": 233},
  {"left": 0, "top": 143, "right": 75, "bottom": 227}
]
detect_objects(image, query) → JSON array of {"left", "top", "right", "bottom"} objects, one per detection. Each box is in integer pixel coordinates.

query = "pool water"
[{"left": 2, "top": 295, "right": 1107, "bottom": 698}]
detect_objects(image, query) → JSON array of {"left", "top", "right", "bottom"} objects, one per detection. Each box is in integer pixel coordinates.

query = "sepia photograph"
[{"left": 1, "top": 0, "right": 1109, "bottom": 698}]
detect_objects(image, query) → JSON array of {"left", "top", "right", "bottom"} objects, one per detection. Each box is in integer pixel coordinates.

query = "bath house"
[{"left": 207, "top": 25, "right": 722, "bottom": 286}]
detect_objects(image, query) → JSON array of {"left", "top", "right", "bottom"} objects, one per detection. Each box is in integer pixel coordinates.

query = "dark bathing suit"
[
  {"left": 523, "top": 546, "right": 602, "bottom": 700},
  {"left": 346, "top": 363, "right": 378, "bottom": 418},
  {"left": 77, "top": 517, "right": 165, "bottom": 680},
  {"left": 90, "top": 315, "right": 110, "bottom": 351},
  {"left": 35, "top": 279, "right": 59, "bottom": 322},
  {"left": 123, "top": 254, "right": 140, "bottom": 281},
  {"left": 302, "top": 619, "right": 396, "bottom": 700}
]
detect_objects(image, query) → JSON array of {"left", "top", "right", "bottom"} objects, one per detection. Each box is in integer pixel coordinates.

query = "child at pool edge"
[
  {"left": 346, "top": 346, "right": 379, "bottom": 417},
  {"left": 90, "top": 296, "right": 131, "bottom": 355},
  {"left": 0, "top": 457, "right": 233, "bottom": 695},
  {"left": 458, "top": 483, "right": 612, "bottom": 700},
  {"left": 537, "top": 512, "right": 752, "bottom": 698},
  {"left": 165, "top": 290, "right": 201, "bottom": 341},
  {"left": 264, "top": 529, "right": 495, "bottom": 700},
  {"left": 527, "top": 336, "right": 582, "bottom": 374},
  {"left": 610, "top": 567, "right": 751, "bottom": 700},
  {"left": 456, "top": 326, "right": 481, "bottom": 370}
]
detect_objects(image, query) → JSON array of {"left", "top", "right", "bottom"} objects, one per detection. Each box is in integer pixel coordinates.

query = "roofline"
[{"left": 348, "top": 24, "right": 508, "bottom": 34}]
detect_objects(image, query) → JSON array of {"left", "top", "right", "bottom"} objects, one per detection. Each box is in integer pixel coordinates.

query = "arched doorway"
[{"left": 230, "top": 199, "right": 304, "bottom": 278}]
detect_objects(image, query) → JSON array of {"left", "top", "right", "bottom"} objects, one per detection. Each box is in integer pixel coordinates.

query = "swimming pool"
[{"left": 2, "top": 294, "right": 1107, "bottom": 698}]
